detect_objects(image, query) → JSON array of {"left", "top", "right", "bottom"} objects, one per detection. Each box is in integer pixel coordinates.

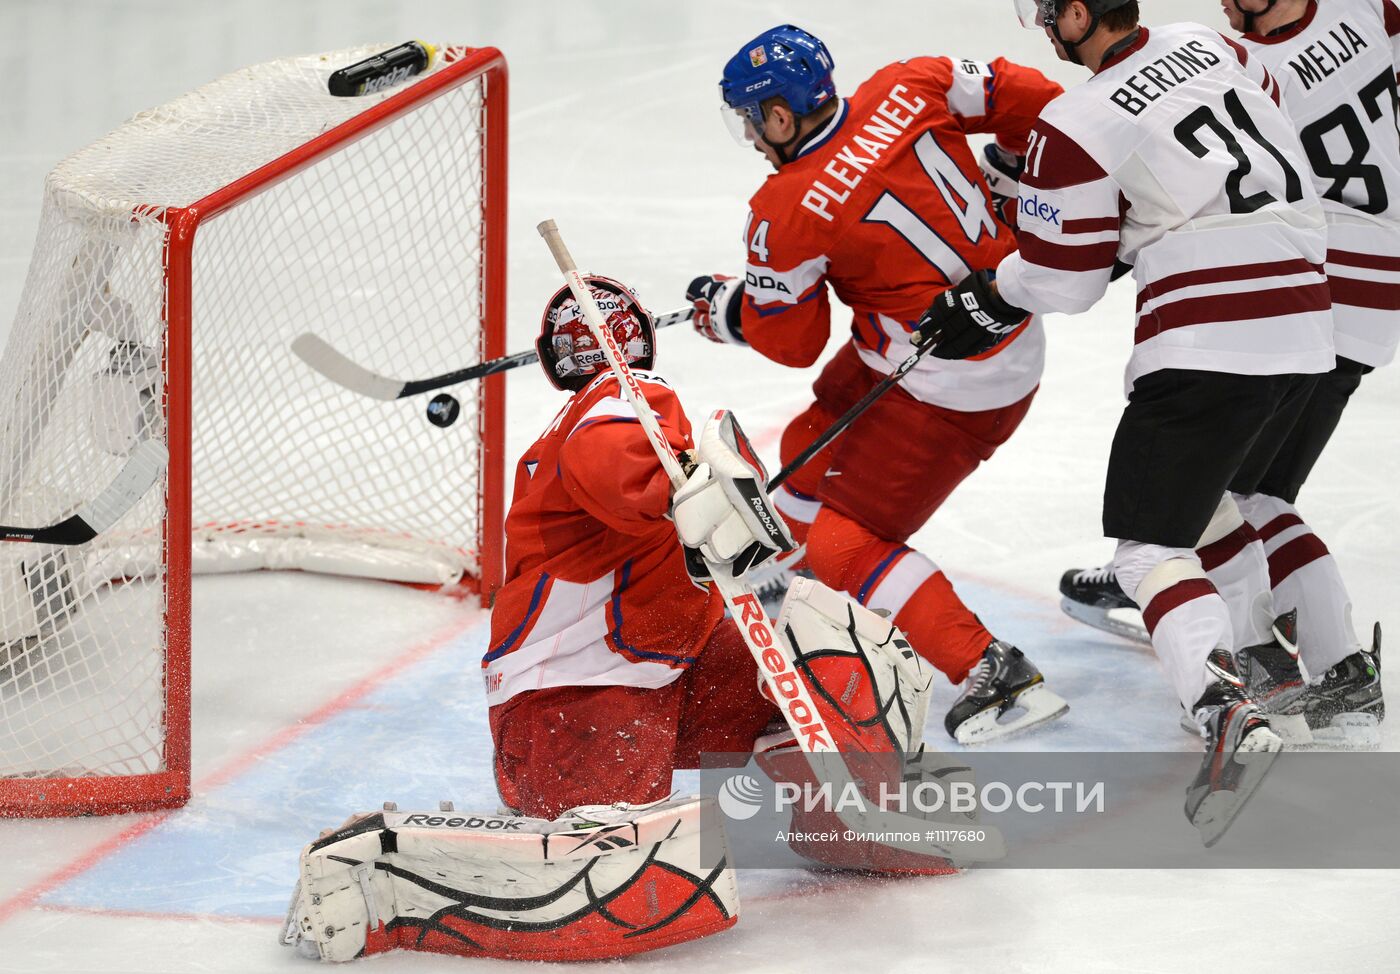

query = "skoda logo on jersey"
[
  {"left": 745, "top": 271, "right": 792, "bottom": 295},
  {"left": 1019, "top": 193, "right": 1062, "bottom": 228},
  {"left": 717, "top": 774, "right": 765, "bottom": 821}
]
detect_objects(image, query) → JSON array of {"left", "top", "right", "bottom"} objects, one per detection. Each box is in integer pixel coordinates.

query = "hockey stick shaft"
[
  {"left": 766, "top": 342, "right": 935, "bottom": 493},
  {"left": 292, "top": 307, "right": 695, "bottom": 402},
  {"left": 537, "top": 219, "right": 837, "bottom": 754},
  {"left": 0, "top": 439, "right": 168, "bottom": 545}
]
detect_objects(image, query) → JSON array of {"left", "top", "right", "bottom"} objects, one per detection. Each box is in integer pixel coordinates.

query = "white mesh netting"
[{"left": 1, "top": 45, "right": 499, "bottom": 787}]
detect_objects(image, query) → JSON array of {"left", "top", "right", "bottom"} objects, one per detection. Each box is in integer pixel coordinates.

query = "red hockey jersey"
[
  {"left": 483, "top": 372, "right": 720, "bottom": 707},
  {"left": 739, "top": 56, "right": 1063, "bottom": 411}
]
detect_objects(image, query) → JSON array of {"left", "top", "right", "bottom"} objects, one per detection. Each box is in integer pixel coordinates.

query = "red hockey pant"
[
  {"left": 490, "top": 624, "right": 778, "bottom": 820},
  {"left": 779, "top": 343, "right": 1036, "bottom": 683}
]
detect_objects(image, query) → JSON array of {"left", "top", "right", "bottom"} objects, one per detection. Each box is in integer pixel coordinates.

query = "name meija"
[
  {"left": 1286, "top": 20, "right": 1369, "bottom": 92},
  {"left": 801, "top": 84, "right": 928, "bottom": 223},
  {"left": 1109, "top": 40, "right": 1223, "bottom": 117}
]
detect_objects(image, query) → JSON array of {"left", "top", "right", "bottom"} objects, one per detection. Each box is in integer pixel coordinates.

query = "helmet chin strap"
[
  {"left": 1235, "top": 0, "right": 1280, "bottom": 32},
  {"left": 1051, "top": 9, "right": 1102, "bottom": 66}
]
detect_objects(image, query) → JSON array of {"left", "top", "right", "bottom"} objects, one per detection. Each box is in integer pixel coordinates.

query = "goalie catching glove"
[{"left": 672, "top": 410, "right": 795, "bottom": 584}]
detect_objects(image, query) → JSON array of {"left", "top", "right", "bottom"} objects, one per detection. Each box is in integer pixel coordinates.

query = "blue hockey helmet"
[{"left": 719, "top": 25, "right": 836, "bottom": 146}]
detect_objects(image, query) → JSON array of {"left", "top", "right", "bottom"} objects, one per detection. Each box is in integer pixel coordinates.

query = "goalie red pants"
[
  {"left": 776, "top": 341, "right": 1036, "bottom": 684},
  {"left": 490, "top": 623, "right": 779, "bottom": 820}
]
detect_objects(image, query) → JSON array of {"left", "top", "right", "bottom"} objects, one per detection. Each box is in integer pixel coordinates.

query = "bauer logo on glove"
[{"left": 672, "top": 410, "right": 796, "bottom": 579}]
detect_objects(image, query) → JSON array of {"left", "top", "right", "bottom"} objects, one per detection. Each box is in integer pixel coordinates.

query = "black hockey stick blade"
[
  {"left": 0, "top": 439, "right": 168, "bottom": 546},
  {"left": 292, "top": 306, "right": 696, "bottom": 401},
  {"left": 767, "top": 341, "right": 936, "bottom": 494}
]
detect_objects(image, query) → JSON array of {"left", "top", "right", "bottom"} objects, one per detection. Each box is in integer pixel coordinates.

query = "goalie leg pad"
[
  {"left": 773, "top": 577, "right": 932, "bottom": 756},
  {"left": 282, "top": 797, "right": 738, "bottom": 963}
]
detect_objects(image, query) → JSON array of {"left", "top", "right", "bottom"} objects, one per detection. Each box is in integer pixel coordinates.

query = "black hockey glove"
[
  {"left": 912, "top": 270, "right": 1029, "bottom": 361},
  {"left": 979, "top": 143, "right": 1025, "bottom": 228}
]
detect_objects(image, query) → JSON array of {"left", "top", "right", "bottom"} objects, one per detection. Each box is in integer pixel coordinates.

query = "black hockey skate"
[
  {"left": 1234, "top": 610, "right": 1308, "bottom": 744},
  {"left": 945, "top": 641, "right": 1068, "bottom": 744},
  {"left": 1058, "top": 564, "right": 1148, "bottom": 645},
  {"left": 1185, "top": 648, "right": 1283, "bottom": 847},
  {"left": 1299, "top": 623, "right": 1383, "bottom": 749}
]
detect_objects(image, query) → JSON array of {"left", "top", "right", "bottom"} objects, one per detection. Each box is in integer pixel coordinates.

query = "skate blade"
[
  {"left": 954, "top": 683, "right": 1069, "bottom": 745},
  {"left": 1059, "top": 598, "right": 1149, "bottom": 645},
  {"left": 1191, "top": 730, "right": 1283, "bottom": 848},
  {"left": 1178, "top": 710, "right": 1313, "bottom": 747},
  {"left": 1307, "top": 712, "right": 1381, "bottom": 750}
]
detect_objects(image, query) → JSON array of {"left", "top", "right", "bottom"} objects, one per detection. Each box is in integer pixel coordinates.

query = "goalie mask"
[{"left": 536, "top": 276, "right": 656, "bottom": 391}]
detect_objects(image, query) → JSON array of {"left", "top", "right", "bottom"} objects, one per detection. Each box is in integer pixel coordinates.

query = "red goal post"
[{"left": 0, "top": 44, "right": 507, "bottom": 817}]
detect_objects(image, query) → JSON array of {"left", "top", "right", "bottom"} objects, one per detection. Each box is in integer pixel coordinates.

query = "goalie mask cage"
[{"left": 0, "top": 45, "right": 507, "bottom": 817}]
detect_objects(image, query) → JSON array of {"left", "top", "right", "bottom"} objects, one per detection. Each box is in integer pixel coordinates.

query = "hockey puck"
[{"left": 426, "top": 393, "right": 460, "bottom": 428}]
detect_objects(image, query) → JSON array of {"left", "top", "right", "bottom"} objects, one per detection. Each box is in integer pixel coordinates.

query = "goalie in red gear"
[
  {"left": 689, "top": 25, "right": 1070, "bottom": 742},
  {"left": 487, "top": 275, "right": 783, "bottom": 822}
]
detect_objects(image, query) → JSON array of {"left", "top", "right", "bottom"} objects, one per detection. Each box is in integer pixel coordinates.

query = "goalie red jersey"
[
  {"left": 482, "top": 371, "right": 719, "bottom": 709},
  {"left": 740, "top": 55, "right": 1063, "bottom": 411}
]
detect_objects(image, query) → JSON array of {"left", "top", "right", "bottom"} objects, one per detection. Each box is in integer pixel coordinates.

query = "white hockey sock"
[
  {"left": 1237, "top": 492, "right": 1361, "bottom": 674},
  {"left": 1115, "top": 543, "right": 1233, "bottom": 711},
  {"left": 1196, "top": 495, "right": 1274, "bottom": 650},
  {"left": 773, "top": 483, "right": 822, "bottom": 535}
]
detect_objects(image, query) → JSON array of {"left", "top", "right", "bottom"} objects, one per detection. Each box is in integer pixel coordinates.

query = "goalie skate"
[
  {"left": 945, "top": 641, "right": 1069, "bottom": 744},
  {"left": 282, "top": 797, "right": 737, "bottom": 963},
  {"left": 1058, "top": 564, "right": 1148, "bottom": 645}
]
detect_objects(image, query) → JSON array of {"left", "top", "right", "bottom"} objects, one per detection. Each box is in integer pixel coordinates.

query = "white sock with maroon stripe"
[
  {"left": 1196, "top": 496, "right": 1274, "bottom": 651},
  {"left": 1114, "top": 541, "right": 1233, "bottom": 711},
  {"left": 1236, "top": 492, "right": 1361, "bottom": 674}
]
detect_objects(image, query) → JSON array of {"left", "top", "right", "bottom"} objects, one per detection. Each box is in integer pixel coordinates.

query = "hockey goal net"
[{"left": 0, "top": 44, "right": 507, "bottom": 817}]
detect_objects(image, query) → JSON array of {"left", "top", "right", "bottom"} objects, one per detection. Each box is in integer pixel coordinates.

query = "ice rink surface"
[{"left": 1, "top": 0, "right": 1398, "bottom": 970}]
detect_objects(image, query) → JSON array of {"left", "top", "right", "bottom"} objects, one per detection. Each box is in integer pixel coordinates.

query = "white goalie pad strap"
[
  {"left": 283, "top": 796, "right": 738, "bottom": 963},
  {"left": 673, "top": 411, "right": 795, "bottom": 571},
  {"left": 775, "top": 577, "right": 932, "bottom": 754}
]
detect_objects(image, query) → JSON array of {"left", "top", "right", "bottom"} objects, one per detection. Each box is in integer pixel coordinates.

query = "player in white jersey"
[
  {"left": 913, "top": 0, "right": 1338, "bottom": 841},
  {"left": 1060, "top": 0, "right": 1395, "bottom": 746}
]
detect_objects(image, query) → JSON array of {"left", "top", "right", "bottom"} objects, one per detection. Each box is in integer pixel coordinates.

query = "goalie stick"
[
  {"left": 0, "top": 439, "right": 168, "bottom": 545},
  {"left": 291, "top": 307, "right": 696, "bottom": 402}
]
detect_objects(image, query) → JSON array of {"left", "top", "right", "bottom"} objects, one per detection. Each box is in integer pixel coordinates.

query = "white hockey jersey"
[
  {"left": 996, "top": 23, "right": 1336, "bottom": 393},
  {"left": 1240, "top": 0, "right": 1400, "bottom": 368}
]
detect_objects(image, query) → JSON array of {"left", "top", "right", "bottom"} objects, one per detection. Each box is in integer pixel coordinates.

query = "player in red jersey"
[
  {"left": 687, "top": 25, "right": 1069, "bottom": 742},
  {"left": 484, "top": 277, "right": 780, "bottom": 820}
]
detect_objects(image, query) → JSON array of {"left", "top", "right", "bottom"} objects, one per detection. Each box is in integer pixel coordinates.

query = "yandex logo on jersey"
[
  {"left": 1019, "top": 193, "right": 1062, "bottom": 229},
  {"left": 801, "top": 84, "right": 930, "bottom": 223}
]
